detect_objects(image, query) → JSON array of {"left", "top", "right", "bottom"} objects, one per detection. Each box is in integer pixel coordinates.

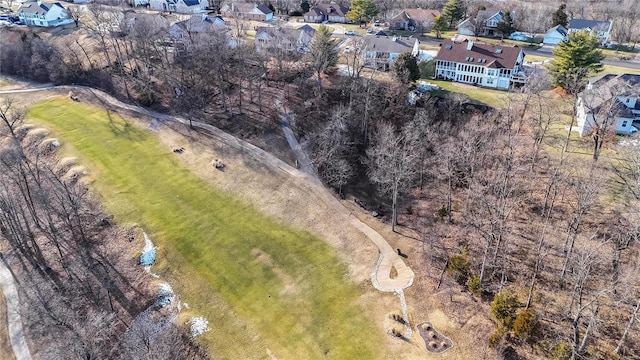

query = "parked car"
[
  {"left": 367, "top": 28, "right": 375, "bottom": 33},
  {"left": 345, "top": 30, "right": 355, "bottom": 35},
  {"left": 374, "top": 20, "right": 380, "bottom": 26},
  {"left": 508, "top": 32, "right": 533, "bottom": 42}
]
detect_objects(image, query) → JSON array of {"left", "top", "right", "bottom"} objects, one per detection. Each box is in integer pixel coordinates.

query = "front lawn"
[{"left": 27, "top": 98, "right": 384, "bottom": 360}]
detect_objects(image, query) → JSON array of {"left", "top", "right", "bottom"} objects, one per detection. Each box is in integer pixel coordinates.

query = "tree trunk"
[{"left": 615, "top": 298, "right": 640, "bottom": 354}]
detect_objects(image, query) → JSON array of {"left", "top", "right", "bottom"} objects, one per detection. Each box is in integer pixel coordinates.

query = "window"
[
  {"left": 445, "top": 45, "right": 452, "bottom": 50},
  {"left": 495, "top": 49, "right": 503, "bottom": 54},
  {"left": 623, "top": 121, "right": 628, "bottom": 127}
]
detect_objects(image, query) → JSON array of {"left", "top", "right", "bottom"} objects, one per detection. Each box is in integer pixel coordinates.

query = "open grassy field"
[
  {"left": 27, "top": 98, "right": 385, "bottom": 360},
  {"left": 0, "top": 289, "right": 16, "bottom": 360}
]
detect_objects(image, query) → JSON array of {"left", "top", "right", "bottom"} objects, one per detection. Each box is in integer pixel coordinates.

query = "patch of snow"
[
  {"left": 52, "top": 139, "right": 61, "bottom": 147},
  {"left": 189, "top": 317, "right": 210, "bottom": 338},
  {"left": 619, "top": 139, "right": 640, "bottom": 147},
  {"left": 155, "top": 282, "right": 175, "bottom": 307},
  {"left": 140, "top": 232, "right": 156, "bottom": 266},
  {"left": 183, "top": 302, "right": 189, "bottom": 309}
]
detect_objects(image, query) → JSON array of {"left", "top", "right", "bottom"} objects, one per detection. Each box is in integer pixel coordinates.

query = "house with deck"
[
  {"left": 149, "top": 0, "right": 208, "bottom": 13},
  {"left": 362, "top": 36, "right": 420, "bottom": 71},
  {"left": 17, "top": 1, "right": 72, "bottom": 27},
  {"left": 434, "top": 39, "right": 525, "bottom": 90},
  {"left": 220, "top": 2, "right": 273, "bottom": 21},
  {"left": 255, "top": 25, "right": 315, "bottom": 53},
  {"left": 576, "top": 74, "right": 640, "bottom": 136}
]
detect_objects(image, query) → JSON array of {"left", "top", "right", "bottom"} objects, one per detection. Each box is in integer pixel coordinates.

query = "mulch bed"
[{"left": 417, "top": 322, "right": 454, "bottom": 354}]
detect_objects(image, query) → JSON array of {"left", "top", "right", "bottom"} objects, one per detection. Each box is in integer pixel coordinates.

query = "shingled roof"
[
  {"left": 363, "top": 36, "right": 418, "bottom": 54},
  {"left": 568, "top": 19, "right": 611, "bottom": 32},
  {"left": 435, "top": 40, "right": 522, "bottom": 69},
  {"left": 305, "top": 3, "right": 349, "bottom": 17},
  {"left": 403, "top": 8, "right": 440, "bottom": 22},
  {"left": 18, "top": 1, "right": 64, "bottom": 15}
]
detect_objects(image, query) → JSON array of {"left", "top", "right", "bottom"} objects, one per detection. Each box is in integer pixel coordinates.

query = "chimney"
[{"left": 467, "top": 40, "right": 473, "bottom": 50}]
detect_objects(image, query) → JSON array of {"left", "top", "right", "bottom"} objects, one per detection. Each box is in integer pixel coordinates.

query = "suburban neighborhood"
[{"left": 0, "top": 0, "right": 640, "bottom": 359}]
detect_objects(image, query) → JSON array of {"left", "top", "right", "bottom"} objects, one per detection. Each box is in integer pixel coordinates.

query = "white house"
[
  {"left": 149, "top": 0, "right": 207, "bottom": 14},
  {"left": 543, "top": 25, "right": 568, "bottom": 45},
  {"left": 362, "top": 36, "right": 420, "bottom": 71},
  {"left": 567, "top": 19, "right": 612, "bottom": 45},
  {"left": 220, "top": 2, "right": 273, "bottom": 21},
  {"left": 457, "top": 9, "right": 513, "bottom": 37},
  {"left": 576, "top": 74, "right": 640, "bottom": 136},
  {"left": 17, "top": 1, "right": 72, "bottom": 27},
  {"left": 255, "top": 25, "right": 315, "bottom": 53},
  {"left": 303, "top": 3, "right": 349, "bottom": 23},
  {"left": 435, "top": 39, "right": 525, "bottom": 90}
]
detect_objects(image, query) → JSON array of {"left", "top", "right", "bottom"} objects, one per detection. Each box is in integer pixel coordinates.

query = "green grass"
[
  {"left": 27, "top": 98, "right": 384, "bottom": 360},
  {"left": 426, "top": 79, "right": 522, "bottom": 108}
]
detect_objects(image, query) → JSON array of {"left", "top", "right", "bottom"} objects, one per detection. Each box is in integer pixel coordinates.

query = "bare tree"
[{"left": 366, "top": 121, "right": 420, "bottom": 231}]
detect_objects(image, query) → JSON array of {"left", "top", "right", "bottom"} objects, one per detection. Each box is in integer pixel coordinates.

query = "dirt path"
[{"left": 0, "top": 258, "right": 32, "bottom": 360}]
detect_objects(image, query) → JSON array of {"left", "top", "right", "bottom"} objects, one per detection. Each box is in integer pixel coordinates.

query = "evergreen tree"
[
  {"left": 496, "top": 11, "right": 515, "bottom": 39},
  {"left": 300, "top": 0, "right": 309, "bottom": 13},
  {"left": 393, "top": 53, "right": 420, "bottom": 84},
  {"left": 432, "top": 15, "right": 449, "bottom": 39},
  {"left": 308, "top": 25, "right": 338, "bottom": 89},
  {"left": 442, "top": 0, "right": 465, "bottom": 28},
  {"left": 346, "top": 0, "right": 379, "bottom": 26},
  {"left": 552, "top": 3, "right": 568, "bottom": 28},
  {"left": 548, "top": 31, "right": 604, "bottom": 93}
]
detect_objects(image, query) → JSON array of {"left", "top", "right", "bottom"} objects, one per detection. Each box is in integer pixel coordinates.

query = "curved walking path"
[
  {"left": 0, "top": 258, "right": 32, "bottom": 360},
  {"left": 1, "top": 82, "right": 415, "bottom": 332}
]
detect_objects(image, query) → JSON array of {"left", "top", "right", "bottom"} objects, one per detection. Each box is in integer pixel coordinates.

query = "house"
[
  {"left": 457, "top": 9, "right": 513, "bottom": 37},
  {"left": 149, "top": 0, "right": 208, "bottom": 13},
  {"left": 255, "top": 25, "right": 315, "bottom": 53},
  {"left": 576, "top": 74, "right": 640, "bottom": 136},
  {"left": 362, "top": 36, "right": 420, "bottom": 71},
  {"left": 434, "top": 39, "right": 525, "bottom": 90},
  {"left": 543, "top": 25, "right": 568, "bottom": 45},
  {"left": 17, "top": 1, "right": 72, "bottom": 27},
  {"left": 169, "top": 14, "right": 226, "bottom": 42},
  {"left": 389, "top": 8, "right": 440, "bottom": 31},
  {"left": 567, "top": 19, "right": 612, "bottom": 45},
  {"left": 303, "top": 3, "right": 349, "bottom": 23},
  {"left": 220, "top": 2, "right": 273, "bottom": 21}
]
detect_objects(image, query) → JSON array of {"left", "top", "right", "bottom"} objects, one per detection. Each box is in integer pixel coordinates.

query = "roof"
[
  {"left": 568, "top": 19, "right": 611, "bottom": 32},
  {"left": 363, "top": 36, "right": 418, "bottom": 54},
  {"left": 256, "top": 4, "right": 272, "bottom": 14},
  {"left": 546, "top": 24, "right": 567, "bottom": 36},
  {"left": 435, "top": 40, "right": 523, "bottom": 69},
  {"left": 226, "top": 2, "right": 272, "bottom": 14},
  {"left": 172, "top": 14, "right": 225, "bottom": 34},
  {"left": 390, "top": 11, "right": 409, "bottom": 22},
  {"left": 182, "top": 0, "right": 200, "bottom": 6},
  {"left": 18, "top": 1, "right": 64, "bottom": 15},
  {"left": 581, "top": 74, "right": 640, "bottom": 117},
  {"left": 256, "top": 25, "right": 314, "bottom": 42},
  {"left": 403, "top": 8, "right": 440, "bottom": 22},
  {"left": 305, "top": 3, "right": 349, "bottom": 17}
]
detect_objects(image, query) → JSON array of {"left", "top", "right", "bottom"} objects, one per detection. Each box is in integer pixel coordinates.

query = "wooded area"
[{"left": 0, "top": 0, "right": 640, "bottom": 358}]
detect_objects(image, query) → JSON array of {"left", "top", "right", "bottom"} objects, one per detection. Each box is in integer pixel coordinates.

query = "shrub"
[
  {"left": 137, "top": 88, "right": 160, "bottom": 107},
  {"left": 491, "top": 289, "right": 521, "bottom": 331},
  {"left": 549, "top": 341, "right": 571, "bottom": 360},
  {"left": 467, "top": 275, "right": 481, "bottom": 296},
  {"left": 513, "top": 307, "right": 540, "bottom": 343},
  {"left": 418, "top": 59, "right": 436, "bottom": 78},
  {"left": 488, "top": 329, "right": 503, "bottom": 348},
  {"left": 447, "top": 251, "right": 471, "bottom": 285}
]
